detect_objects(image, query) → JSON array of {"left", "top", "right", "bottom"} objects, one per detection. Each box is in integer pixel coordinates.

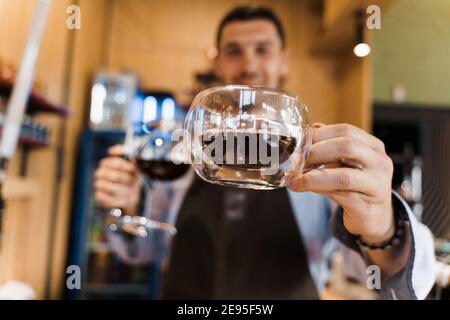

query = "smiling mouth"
[{"left": 236, "top": 76, "right": 262, "bottom": 85}]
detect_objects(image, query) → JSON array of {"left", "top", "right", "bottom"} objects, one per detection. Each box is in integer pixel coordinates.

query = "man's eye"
[
  {"left": 256, "top": 46, "right": 270, "bottom": 55},
  {"left": 225, "top": 48, "right": 241, "bottom": 57}
]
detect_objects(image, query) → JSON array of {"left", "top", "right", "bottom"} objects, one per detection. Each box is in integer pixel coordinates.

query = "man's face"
[{"left": 214, "top": 19, "right": 289, "bottom": 88}]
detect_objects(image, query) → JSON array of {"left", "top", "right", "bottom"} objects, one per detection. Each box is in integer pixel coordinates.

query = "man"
[{"left": 94, "top": 6, "right": 435, "bottom": 299}]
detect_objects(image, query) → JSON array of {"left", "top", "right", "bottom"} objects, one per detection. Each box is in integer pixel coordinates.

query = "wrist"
[
  {"left": 356, "top": 203, "right": 409, "bottom": 251},
  {"left": 361, "top": 211, "right": 395, "bottom": 245}
]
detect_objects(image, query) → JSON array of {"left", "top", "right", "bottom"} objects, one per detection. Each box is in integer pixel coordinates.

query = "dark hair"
[{"left": 216, "top": 5, "right": 286, "bottom": 49}]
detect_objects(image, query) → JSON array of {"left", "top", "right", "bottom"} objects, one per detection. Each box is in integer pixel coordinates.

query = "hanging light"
[{"left": 353, "top": 10, "right": 371, "bottom": 57}]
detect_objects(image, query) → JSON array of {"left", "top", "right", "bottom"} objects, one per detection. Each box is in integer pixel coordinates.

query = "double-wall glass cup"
[{"left": 184, "top": 85, "right": 312, "bottom": 190}]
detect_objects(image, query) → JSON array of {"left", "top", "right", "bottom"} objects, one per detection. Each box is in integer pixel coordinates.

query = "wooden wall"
[
  {"left": 104, "top": 0, "right": 387, "bottom": 129},
  {"left": 0, "top": 0, "right": 106, "bottom": 299},
  {"left": 105, "top": 0, "right": 342, "bottom": 125},
  {"left": 0, "top": 0, "right": 71, "bottom": 299},
  {"left": 50, "top": 0, "right": 108, "bottom": 299},
  {"left": 0, "top": 0, "right": 379, "bottom": 299}
]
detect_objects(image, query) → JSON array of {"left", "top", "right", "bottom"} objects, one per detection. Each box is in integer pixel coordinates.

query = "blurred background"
[{"left": 0, "top": 0, "right": 449, "bottom": 299}]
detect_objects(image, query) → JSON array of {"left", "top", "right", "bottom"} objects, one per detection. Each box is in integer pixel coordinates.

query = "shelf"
[
  {"left": 18, "top": 135, "right": 48, "bottom": 148},
  {"left": 0, "top": 77, "right": 69, "bottom": 117},
  {"left": 0, "top": 124, "right": 49, "bottom": 149}
]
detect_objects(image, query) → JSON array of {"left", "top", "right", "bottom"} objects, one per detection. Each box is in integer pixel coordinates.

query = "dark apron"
[{"left": 162, "top": 177, "right": 319, "bottom": 299}]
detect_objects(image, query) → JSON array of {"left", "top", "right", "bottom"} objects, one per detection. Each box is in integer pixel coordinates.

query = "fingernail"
[
  {"left": 289, "top": 179, "right": 300, "bottom": 191},
  {"left": 312, "top": 122, "right": 325, "bottom": 128}
]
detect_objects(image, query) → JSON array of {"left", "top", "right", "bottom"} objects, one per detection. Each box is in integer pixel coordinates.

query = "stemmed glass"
[{"left": 107, "top": 118, "right": 189, "bottom": 238}]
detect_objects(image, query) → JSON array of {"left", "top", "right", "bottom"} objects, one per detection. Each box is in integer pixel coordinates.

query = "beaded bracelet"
[
  {"left": 355, "top": 207, "right": 410, "bottom": 251},
  {"left": 355, "top": 196, "right": 410, "bottom": 250}
]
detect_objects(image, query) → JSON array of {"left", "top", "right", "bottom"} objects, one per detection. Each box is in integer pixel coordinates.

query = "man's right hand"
[{"left": 94, "top": 144, "right": 142, "bottom": 215}]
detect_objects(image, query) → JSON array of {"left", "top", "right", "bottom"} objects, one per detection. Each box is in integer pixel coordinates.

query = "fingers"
[
  {"left": 93, "top": 152, "right": 141, "bottom": 211},
  {"left": 306, "top": 136, "right": 385, "bottom": 169},
  {"left": 108, "top": 144, "right": 125, "bottom": 157},
  {"left": 327, "top": 190, "right": 372, "bottom": 212},
  {"left": 288, "top": 167, "right": 378, "bottom": 196},
  {"left": 98, "top": 156, "right": 136, "bottom": 174},
  {"left": 94, "top": 190, "right": 118, "bottom": 208},
  {"left": 94, "top": 179, "right": 133, "bottom": 197},
  {"left": 94, "top": 169, "right": 141, "bottom": 211},
  {"left": 94, "top": 166, "right": 136, "bottom": 185},
  {"left": 313, "top": 123, "right": 386, "bottom": 153},
  {"left": 312, "top": 122, "right": 326, "bottom": 128},
  {"left": 94, "top": 189, "right": 133, "bottom": 209}
]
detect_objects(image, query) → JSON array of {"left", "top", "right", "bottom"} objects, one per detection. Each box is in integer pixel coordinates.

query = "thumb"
[{"left": 107, "top": 144, "right": 125, "bottom": 157}]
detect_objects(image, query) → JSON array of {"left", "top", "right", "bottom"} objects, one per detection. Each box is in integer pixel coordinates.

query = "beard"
[
  {"left": 215, "top": 71, "right": 285, "bottom": 89},
  {"left": 233, "top": 72, "right": 264, "bottom": 86}
]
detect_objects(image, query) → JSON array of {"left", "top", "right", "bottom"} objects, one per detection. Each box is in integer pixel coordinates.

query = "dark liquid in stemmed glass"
[{"left": 135, "top": 159, "right": 190, "bottom": 181}]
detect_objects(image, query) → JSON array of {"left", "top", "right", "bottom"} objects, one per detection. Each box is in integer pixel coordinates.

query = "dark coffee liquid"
[
  {"left": 135, "top": 159, "right": 190, "bottom": 181},
  {"left": 201, "top": 130, "right": 296, "bottom": 168},
  {"left": 198, "top": 130, "right": 298, "bottom": 189}
]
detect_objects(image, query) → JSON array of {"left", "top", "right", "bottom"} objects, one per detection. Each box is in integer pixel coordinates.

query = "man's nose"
[{"left": 240, "top": 50, "right": 258, "bottom": 73}]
